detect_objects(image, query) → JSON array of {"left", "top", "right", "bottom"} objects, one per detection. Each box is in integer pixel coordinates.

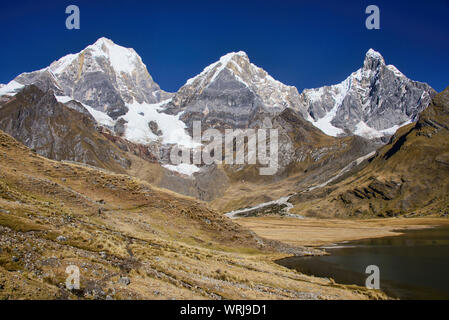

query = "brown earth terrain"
[{"left": 0, "top": 129, "right": 384, "bottom": 300}]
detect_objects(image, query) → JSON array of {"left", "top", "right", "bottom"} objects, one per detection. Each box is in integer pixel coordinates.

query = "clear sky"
[{"left": 1, "top": 0, "right": 448, "bottom": 92}]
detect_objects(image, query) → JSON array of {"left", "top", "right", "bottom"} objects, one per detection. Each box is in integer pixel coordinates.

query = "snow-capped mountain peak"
[
  {"left": 49, "top": 37, "right": 142, "bottom": 76},
  {"left": 185, "top": 51, "right": 249, "bottom": 86},
  {"left": 301, "top": 49, "right": 435, "bottom": 138},
  {"left": 362, "top": 49, "right": 404, "bottom": 77},
  {"left": 1, "top": 39, "right": 436, "bottom": 157},
  {"left": 85, "top": 37, "right": 142, "bottom": 74},
  {"left": 11, "top": 37, "right": 172, "bottom": 119},
  {"left": 362, "top": 48, "right": 386, "bottom": 74},
  {"left": 169, "top": 51, "right": 299, "bottom": 126},
  {"left": 365, "top": 48, "right": 385, "bottom": 62}
]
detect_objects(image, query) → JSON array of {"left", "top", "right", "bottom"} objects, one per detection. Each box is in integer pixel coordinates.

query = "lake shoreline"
[
  {"left": 273, "top": 223, "right": 449, "bottom": 300},
  {"left": 235, "top": 216, "right": 449, "bottom": 247}
]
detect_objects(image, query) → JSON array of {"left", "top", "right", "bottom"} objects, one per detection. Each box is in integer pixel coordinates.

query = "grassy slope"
[{"left": 0, "top": 130, "right": 381, "bottom": 300}]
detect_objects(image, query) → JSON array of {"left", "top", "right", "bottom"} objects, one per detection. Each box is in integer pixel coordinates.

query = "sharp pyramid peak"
[
  {"left": 210, "top": 51, "right": 250, "bottom": 72},
  {"left": 363, "top": 49, "right": 407, "bottom": 77},
  {"left": 365, "top": 48, "right": 384, "bottom": 58},
  {"left": 219, "top": 51, "right": 249, "bottom": 59},
  {"left": 89, "top": 37, "right": 135, "bottom": 52},
  {"left": 93, "top": 37, "right": 114, "bottom": 45},
  {"left": 82, "top": 37, "right": 142, "bottom": 74},
  {"left": 184, "top": 51, "right": 250, "bottom": 86},
  {"left": 87, "top": 37, "right": 136, "bottom": 54},
  {"left": 362, "top": 48, "right": 387, "bottom": 72},
  {"left": 364, "top": 48, "right": 385, "bottom": 63}
]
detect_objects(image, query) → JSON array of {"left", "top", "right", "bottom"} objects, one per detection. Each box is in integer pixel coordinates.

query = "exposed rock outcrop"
[{"left": 0, "top": 85, "right": 131, "bottom": 172}]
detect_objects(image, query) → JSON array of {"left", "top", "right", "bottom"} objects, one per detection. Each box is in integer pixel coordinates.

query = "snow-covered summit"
[
  {"left": 365, "top": 48, "right": 385, "bottom": 62},
  {"left": 11, "top": 37, "right": 172, "bottom": 118},
  {"left": 178, "top": 50, "right": 302, "bottom": 113},
  {"left": 300, "top": 49, "right": 434, "bottom": 138},
  {"left": 185, "top": 51, "right": 248, "bottom": 86},
  {"left": 0, "top": 80, "right": 25, "bottom": 97},
  {"left": 49, "top": 37, "right": 143, "bottom": 76}
]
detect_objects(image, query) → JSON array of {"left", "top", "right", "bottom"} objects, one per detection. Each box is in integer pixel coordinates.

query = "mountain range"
[
  {"left": 0, "top": 36, "right": 447, "bottom": 300},
  {"left": 290, "top": 86, "right": 449, "bottom": 218},
  {"left": 0, "top": 37, "right": 443, "bottom": 216}
]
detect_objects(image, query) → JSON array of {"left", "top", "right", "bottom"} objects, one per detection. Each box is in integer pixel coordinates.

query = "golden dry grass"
[
  {"left": 235, "top": 217, "right": 449, "bottom": 247},
  {"left": 0, "top": 129, "right": 383, "bottom": 300}
]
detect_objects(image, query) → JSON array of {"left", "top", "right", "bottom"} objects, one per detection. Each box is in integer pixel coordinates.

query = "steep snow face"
[
  {"left": 303, "top": 76, "right": 351, "bottom": 136},
  {"left": 49, "top": 53, "right": 78, "bottom": 75},
  {"left": 49, "top": 37, "right": 146, "bottom": 77},
  {"left": 185, "top": 51, "right": 247, "bottom": 86},
  {"left": 120, "top": 99, "right": 199, "bottom": 148},
  {"left": 12, "top": 37, "right": 172, "bottom": 119},
  {"left": 0, "top": 81, "right": 25, "bottom": 97},
  {"left": 301, "top": 49, "right": 435, "bottom": 139},
  {"left": 162, "top": 163, "right": 201, "bottom": 176},
  {"left": 54, "top": 94, "right": 196, "bottom": 148},
  {"left": 84, "top": 37, "right": 141, "bottom": 75},
  {"left": 55, "top": 95, "right": 115, "bottom": 127}
]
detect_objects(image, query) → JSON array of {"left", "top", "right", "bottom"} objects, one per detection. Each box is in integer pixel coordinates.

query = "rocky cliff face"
[
  {"left": 164, "top": 51, "right": 304, "bottom": 131},
  {"left": 12, "top": 38, "right": 172, "bottom": 119},
  {"left": 0, "top": 85, "right": 131, "bottom": 172},
  {"left": 301, "top": 49, "right": 436, "bottom": 139},
  {"left": 214, "top": 107, "right": 377, "bottom": 212}
]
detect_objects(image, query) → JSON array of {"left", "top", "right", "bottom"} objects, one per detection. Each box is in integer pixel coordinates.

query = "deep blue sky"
[{"left": 1, "top": 0, "right": 448, "bottom": 92}]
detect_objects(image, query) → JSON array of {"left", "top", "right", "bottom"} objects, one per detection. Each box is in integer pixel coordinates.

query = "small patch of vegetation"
[{"left": 0, "top": 212, "right": 46, "bottom": 232}]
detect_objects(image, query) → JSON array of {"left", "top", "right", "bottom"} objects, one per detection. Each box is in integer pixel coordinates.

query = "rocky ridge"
[{"left": 301, "top": 49, "right": 435, "bottom": 138}]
